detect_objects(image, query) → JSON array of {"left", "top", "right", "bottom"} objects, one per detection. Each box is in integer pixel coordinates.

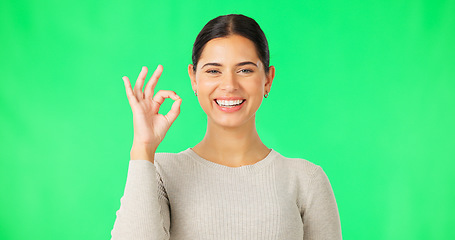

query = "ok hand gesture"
[{"left": 122, "top": 65, "right": 182, "bottom": 151}]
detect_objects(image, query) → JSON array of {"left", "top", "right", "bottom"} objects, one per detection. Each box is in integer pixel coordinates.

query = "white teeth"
[{"left": 216, "top": 99, "right": 245, "bottom": 107}]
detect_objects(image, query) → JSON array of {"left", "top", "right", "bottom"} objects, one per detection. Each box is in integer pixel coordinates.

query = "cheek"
[
  {"left": 244, "top": 79, "right": 265, "bottom": 95},
  {"left": 196, "top": 79, "right": 217, "bottom": 107},
  {"left": 197, "top": 77, "right": 218, "bottom": 91}
]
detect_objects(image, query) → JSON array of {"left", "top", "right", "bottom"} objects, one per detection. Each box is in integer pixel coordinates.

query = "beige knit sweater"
[{"left": 111, "top": 148, "right": 342, "bottom": 240}]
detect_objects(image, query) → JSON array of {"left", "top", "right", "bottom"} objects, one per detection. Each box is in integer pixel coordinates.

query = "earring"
[
  {"left": 194, "top": 90, "right": 198, "bottom": 96},
  {"left": 264, "top": 92, "right": 268, "bottom": 98}
]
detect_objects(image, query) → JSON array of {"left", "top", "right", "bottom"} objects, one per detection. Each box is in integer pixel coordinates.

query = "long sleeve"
[
  {"left": 302, "top": 166, "right": 342, "bottom": 240},
  {"left": 111, "top": 160, "right": 171, "bottom": 240}
]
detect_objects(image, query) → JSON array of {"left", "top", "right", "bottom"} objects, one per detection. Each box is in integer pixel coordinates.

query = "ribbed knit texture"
[{"left": 111, "top": 148, "right": 342, "bottom": 240}]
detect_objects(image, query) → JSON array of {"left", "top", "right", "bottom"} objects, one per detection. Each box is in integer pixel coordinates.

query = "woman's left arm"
[{"left": 301, "top": 166, "right": 342, "bottom": 240}]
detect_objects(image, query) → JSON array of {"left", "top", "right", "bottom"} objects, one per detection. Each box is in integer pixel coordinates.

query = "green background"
[{"left": 1, "top": 0, "right": 454, "bottom": 239}]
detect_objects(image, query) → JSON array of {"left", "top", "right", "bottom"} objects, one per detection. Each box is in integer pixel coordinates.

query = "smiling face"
[{"left": 188, "top": 34, "right": 275, "bottom": 128}]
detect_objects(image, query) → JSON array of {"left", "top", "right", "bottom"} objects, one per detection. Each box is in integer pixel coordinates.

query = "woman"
[{"left": 111, "top": 14, "right": 342, "bottom": 240}]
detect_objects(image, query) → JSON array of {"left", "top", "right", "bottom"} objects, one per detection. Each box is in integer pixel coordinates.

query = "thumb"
[{"left": 164, "top": 98, "right": 182, "bottom": 126}]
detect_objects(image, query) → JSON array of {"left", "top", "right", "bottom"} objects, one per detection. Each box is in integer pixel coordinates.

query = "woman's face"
[{"left": 188, "top": 34, "right": 275, "bottom": 128}]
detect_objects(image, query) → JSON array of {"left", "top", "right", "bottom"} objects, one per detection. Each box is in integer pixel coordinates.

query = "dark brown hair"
[{"left": 192, "top": 14, "right": 270, "bottom": 74}]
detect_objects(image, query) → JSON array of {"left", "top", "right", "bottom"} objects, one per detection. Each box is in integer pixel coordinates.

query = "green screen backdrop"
[{"left": 1, "top": 0, "right": 454, "bottom": 239}]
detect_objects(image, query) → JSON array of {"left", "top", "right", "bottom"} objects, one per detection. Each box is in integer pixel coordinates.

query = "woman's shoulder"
[
  {"left": 153, "top": 148, "right": 201, "bottom": 172},
  {"left": 153, "top": 148, "right": 190, "bottom": 165},
  {"left": 272, "top": 149, "right": 322, "bottom": 179}
]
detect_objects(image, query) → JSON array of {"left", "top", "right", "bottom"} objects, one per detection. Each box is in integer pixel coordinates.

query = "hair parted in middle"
[{"left": 191, "top": 14, "right": 270, "bottom": 74}]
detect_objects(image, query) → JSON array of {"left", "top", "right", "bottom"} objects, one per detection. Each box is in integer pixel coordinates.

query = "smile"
[
  {"left": 214, "top": 99, "right": 246, "bottom": 113},
  {"left": 215, "top": 99, "right": 245, "bottom": 107}
]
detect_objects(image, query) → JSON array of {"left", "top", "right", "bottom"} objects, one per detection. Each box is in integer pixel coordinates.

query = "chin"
[
  {"left": 200, "top": 99, "right": 259, "bottom": 128},
  {"left": 209, "top": 113, "right": 255, "bottom": 129}
]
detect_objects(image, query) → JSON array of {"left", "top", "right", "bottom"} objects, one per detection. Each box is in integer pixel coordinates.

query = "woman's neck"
[{"left": 192, "top": 117, "right": 270, "bottom": 167}]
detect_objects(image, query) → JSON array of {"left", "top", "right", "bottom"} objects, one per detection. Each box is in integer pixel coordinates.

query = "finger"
[
  {"left": 152, "top": 90, "right": 180, "bottom": 115},
  {"left": 122, "top": 76, "right": 137, "bottom": 105},
  {"left": 144, "top": 65, "right": 163, "bottom": 99},
  {"left": 134, "top": 66, "right": 148, "bottom": 100},
  {"left": 152, "top": 90, "right": 180, "bottom": 105},
  {"left": 164, "top": 98, "right": 182, "bottom": 126}
]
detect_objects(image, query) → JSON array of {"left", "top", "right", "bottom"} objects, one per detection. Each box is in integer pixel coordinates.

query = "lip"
[
  {"left": 213, "top": 99, "right": 246, "bottom": 113},
  {"left": 214, "top": 96, "right": 245, "bottom": 100}
]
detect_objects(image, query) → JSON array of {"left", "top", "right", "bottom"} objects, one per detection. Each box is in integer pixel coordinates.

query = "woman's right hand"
[{"left": 122, "top": 65, "right": 182, "bottom": 153}]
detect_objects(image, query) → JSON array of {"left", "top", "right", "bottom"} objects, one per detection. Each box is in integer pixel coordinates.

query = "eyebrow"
[{"left": 201, "top": 61, "right": 258, "bottom": 69}]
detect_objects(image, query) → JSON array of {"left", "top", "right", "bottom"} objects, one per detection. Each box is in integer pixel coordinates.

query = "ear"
[
  {"left": 264, "top": 65, "right": 275, "bottom": 94},
  {"left": 188, "top": 64, "right": 197, "bottom": 92}
]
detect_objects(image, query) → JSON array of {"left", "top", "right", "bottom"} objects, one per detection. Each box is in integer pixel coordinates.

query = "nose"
[{"left": 219, "top": 71, "right": 239, "bottom": 92}]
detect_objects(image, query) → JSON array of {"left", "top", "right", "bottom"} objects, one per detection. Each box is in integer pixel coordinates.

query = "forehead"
[{"left": 199, "top": 35, "right": 260, "bottom": 64}]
